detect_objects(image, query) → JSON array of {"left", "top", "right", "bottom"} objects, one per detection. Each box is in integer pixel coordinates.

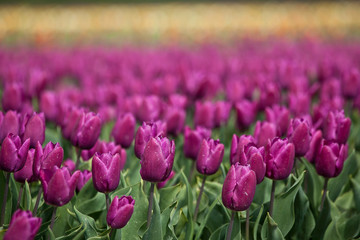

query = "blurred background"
[{"left": 0, "top": 1, "right": 359, "bottom": 46}]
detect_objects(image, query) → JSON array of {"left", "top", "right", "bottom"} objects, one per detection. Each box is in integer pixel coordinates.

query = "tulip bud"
[
  {"left": 39, "top": 91, "right": 58, "bottom": 122},
  {"left": 3, "top": 209, "right": 42, "bottom": 240},
  {"left": 14, "top": 149, "right": 36, "bottom": 183},
  {"left": 230, "top": 134, "right": 255, "bottom": 165},
  {"left": 107, "top": 196, "right": 135, "bottom": 229},
  {"left": 71, "top": 112, "right": 102, "bottom": 150},
  {"left": 184, "top": 126, "right": 212, "bottom": 161},
  {"left": 196, "top": 139, "right": 224, "bottom": 175},
  {"left": 33, "top": 141, "right": 64, "bottom": 180},
  {"left": 2, "top": 83, "right": 23, "bottom": 112},
  {"left": 40, "top": 166, "right": 80, "bottom": 206},
  {"left": 239, "top": 144, "right": 266, "bottom": 184},
  {"left": 289, "top": 92, "right": 310, "bottom": 117},
  {"left": 63, "top": 159, "right": 76, "bottom": 172},
  {"left": 157, "top": 171, "right": 175, "bottom": 189},
  {"left": 258, "top": 83, "right": 281, "bottom": 110},
  {"left": 315, "top": 141, "right": 348, "bottom": 178},
  {"left": 137, "top": 95, "right": 161, "bottom": 122},
  {"left": 0, "top": 134, "right": 30, "bottom": 172},
  {"left": 265, "top": 138, "right": 295, "bottom": 180},
  {"left": 92, "top": 152, "right": 121, "bottom": 193},
  {"left": 222, "top": 164, "right": 257, "bottom": 211},
  {"left": 287, "top": 118, "right": 312, "bottom": 157},
  {"left": 342, "top": 68, "right": 360, "bottom": 99},
  {"left": 165, "top": 107, "right": 186, "bottom": 136},
  {"left": 322, "top": 110, "right": 351, "bottom": 144},
  {"left": 254, "top": 121, "right": 277, "bottom": 147},
  {"left": 194, "top": 101, "right": 215, "bottom": 129},
  {"left": 62, "top": 108, "right": 84, "bottom": 140},
  {"left": 214, "top": 101, "right": 232, "bottom": 128},
  {"left": 235, "top": 100, "right": 257, "bottom": 130},
  {"left": 0, "top": 111, "right": 20, "bottom": 142},
  {"left": 169, "top": 94, "right": 187, "bottom": 109},
  {"left": 265, "top": 105, "right": 290, "bottom": 136},
  {"left": 77, "top": 170, "right": 92, "bottom": 191},
  {"left": 305, "top": 130, "right": 323, "bottom": 163},
  {"left": 112, "top": 113, "right": 136, "bottom": 149},
  {"left": 140, "top": 137, "right": 175, "bottom": 182},
  {"left": 21, "top": 112, "right": 46, "bottom": 148},
  {"left": 134, "top": 121, "right": 167, "bottom": 159}
]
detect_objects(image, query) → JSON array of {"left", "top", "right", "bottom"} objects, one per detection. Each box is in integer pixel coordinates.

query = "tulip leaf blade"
[
  {"left": 74, "top": 205, "right": 98, "bottom": 238},
  {"left": 271, "top": 171, "right": 305, "bottom": 237},
  {"left": 351, "top": 177, "right": 360, "bottom": 212},
  {"left": 143, "top": 195, "right": 162, "bottom": 240},
  {"left": 261, "top": 213, "right": 285, "bottom": 240},
  {"left": 301, "top": 158, "right": 323, "bottom": 210},
  {"left": 195, "top": 196, "right": 219, "bottom": 240},
  {"left": 159, "top": 183, "right": 182, "bottom": 212},
  {"left": 253, "top": 205, "right": 264, "bottom": 240},
  {"left": 23, "top": 180, "right": 32, "bottom": 211},
  {"left": 55, "top": 223, "right": 85, "bottom": 240}
]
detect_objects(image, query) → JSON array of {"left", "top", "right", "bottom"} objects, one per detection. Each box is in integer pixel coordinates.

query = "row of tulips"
[{"left": 0, "top": 40, "right": 359, "bottom": 239}]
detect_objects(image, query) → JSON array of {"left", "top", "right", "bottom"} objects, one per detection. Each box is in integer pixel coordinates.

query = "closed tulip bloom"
[
  {"left": 72, "top": 112, "right": 102, "bottom": 149},
  {"left": 196, "top": 139, "right": 224, "bottom": 175},
  {"left": 0, "top": 110, "right": 20, "bottom": 142},
  {"left": 239, "top": 144, "right": 266, "bottom": 184},
  {"left": 92, "top": 152, "right": 121, "bottom": 193},
  {"left": 194, "top": 101, "right": 215, "bottom": 129},
  {"left": 140, "top": 137, "right": 175, "bottom": 182},
  {"left": 21, "top": 112, "right": 46, "bottom": 148},
  {"left": 2, "top": 83, "right": 23, "bottom": 112},
  {"left": 137, "top": 95, "right": 161, "bottom": 122},
  {"left": 183, "top": 126, "right": 212, "bottom": 161},
  {"left": 230, "top": 134, "right": 255, "bottom": 165},
  {"left": 222, "top": 164, "right": 257, "bottom": 211},
  {"left": 107, "top": 196, "right": 135, "bottom": 229},
  {"left": 14, "top": 149, "right": 36, "bottom": 183},
  {"left": 322, "top": 110, "right": 351, "bottom": 144},
  {"left": 289, "top": 92, "right": 311, "bottom": 117},
  {"left": 0, "top": 134, "right": 30, "bottom": 172},
  {"left": 342, "top": 68, "right": 360, "bottom": 99},
  {"left": 265, "top": 105, "right": 290, "bottom": 136},
  {"left": 112, "top": 113, "right": 136, "bottom": 148},
  {"left": 157, "top": 170, "right": 175, "bottom": 189},
  {"left": 305, "top": 130, "right": 323, "bottom": 163},
  {"left": 265, "top": 138, "right": 295, "bottom": 180},
  {"left": 134, "top": 121, "right": 167, "bottom": 159},
  {"left": 287, "top": 118, "right": 312, "bottom": 157},
  {"left": 214, "top": 101, "right": 232, "bottom": 128},
  {"left": 39, "top": 91, "right": 58, "bottom": 122},
  {"left": 165, "top": 107, "right": 186, "bottom": 136},
  {"left": 258, "top": 83, "right": 281, "bottom": 110},
  {"left": 235, "top": 100, "right": 257, "bottom": 130},
  {"left": 77, "top": 170, "right": 92, "bottom": 191},
  {"left": 315, "top": 141, "right": 348, "bottom": 178},
  {"left": 3, "top": 210, "right": 42, "bottom": 240},
  {"left": 169, "top": 94, "right": 188, "bottom": 109},
  {"left": 254, "top": 121, "right": 277, "bottom": 147},
  {"left": 63, "top": 159, "right": 76, "bottom": 172},
  {"left": 40, "top": 166, "right": 80, "bottom": 206},
  {"left": 62, "top": 108, "right": 84, "bottom": 140}
]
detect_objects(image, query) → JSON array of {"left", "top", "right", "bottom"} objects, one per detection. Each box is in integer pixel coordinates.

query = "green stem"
[
  {"left": 48, "top": 207, "right": 57, "bottom": 240},
  {"left": 189, "top": 161, "right": 196, "bottom": 183},
  {"left": 16, "top": 183, "right": 24, "bottom": 209},
  {"left": 246, "top": 208, "right": 250, "bottom": 240},
  {"left": 320, "top": 178, "right": 328, "bottom": 212},
  {"left": 33, "top": 187, "right": 43, "bottom": 215},
  {"left": 106, "top": 193, "right": 110, "bottom": 213},
  {"left": 269, "top": 180, "right": 276, "bottom": 217},
  {"left": 75, "top": 147, "right": 81, "bottom": 170},
  {"left": 194, "top": 175, "right": 207, "bottom": 221},
  {"left": 0, "top": 172, "right": 10, "bottom": 226},
  {"left": 226, "top": 211, "right": 236, "bottom": 240},
  {"left": 147, "top": 183, "right": 155, "bottom": 228}
]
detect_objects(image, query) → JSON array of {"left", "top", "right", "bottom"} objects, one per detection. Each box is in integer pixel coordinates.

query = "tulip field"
[{"left": 0, "top": 39, "right": 360, "bottom": 240}]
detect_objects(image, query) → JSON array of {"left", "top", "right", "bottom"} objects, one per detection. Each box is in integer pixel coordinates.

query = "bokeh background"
[{"left": 0, "top": 1, "right": 359, "bottom": 45}]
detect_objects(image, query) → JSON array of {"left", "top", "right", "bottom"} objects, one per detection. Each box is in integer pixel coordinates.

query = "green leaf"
[
  {"left": 336, "top": 212, "right": 360, "bottom": 239},
  {"left": 209, "top": 223, "right": 228, "bottom": 240},
  {"left": 302, "top": 159, "right": 323, "bottom": 211},
  {"left": 77, "top": 192, "right": 106, "bottom": 215},
  {"left": 261, "top": 213, "right": 285, "bottom": 240},
  {"left": 159, "top": 183, "right": 182, "bottom": 212},
  {"left": 22, "top": 181, "right": 32, "bottom": 210},
  {"left": 253, "top": 205, "right": 264, "bottom": 240},
  {"left": 351, "top": 177, "right": 360, "bottom": 212},
  {"left": 271, "top": 171, "right": 304, "bottom": 236},
  {"left": 312, "top": 193, "right": 332, "bottom": 240},
  {"left": 143, "top": 196, "right": 162, "bottom": 240},
  {"left": 48, "top": 226, "right": 56, "bottom": 240},
  {"left": 195, "top": 197, "right": 219, "bottom": 239},
  {"left": 179, "top": 171, "right": 194, "bottom": 239},
  {"left": 55, "top": 224, "right": 85, "bottom": 240},
  {"left": 74, "top": 205, "right": 98, "bottom": 238}
]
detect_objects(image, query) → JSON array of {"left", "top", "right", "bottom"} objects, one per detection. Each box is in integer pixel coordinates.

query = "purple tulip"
[
  {"left": 315, "top": 141, "right": 348, "bottom": 178},
  {"left": 265, "top": 105, "right": 290, "bottom": 136},
  {"left": 235, "top": 100, "right": 257, "bottom": 130},
  {"left": 2, "top": 83, "right": 23, "bottom": 112},
  {"left": 92, "top": 152, "right": 121, "bottom": 193},
  {"left": 305, "top": 130, "right": 323, "bottom": 163},
  {"left": 239, "top": 144, "right": 266, "bottom": 184},
  {"left": 39, "top": 91, "right": 58, "bottom": 122},
  {"left": 14, "top": 149, "right": 36, "bottom": 183},
  {"left": 63, "top": 159, "right": 76, "bottom": 172},
  {"left": 140, "top": 136, "right": 175, "bottom": 182},
  {"left": 230, "top": 134, "right": 255, "bottom": 165},
  {"left": 322, "top": 110, "right": 351, "bottom": 144},
  {"left": 61, "top": 108, "right": 84, "bottom": 140},
  {"left": 287, "top": 118, "right": 312, "bottom": 157},
  {"left": 134, "top": 121, "right": 167, "bottom": 159},
  {"left": 107, "top": 196, "right": 135, "bottom": 229},
  {"left": 168, "top": 94, "right": 188, "bottom": 109},
  {"left": 183, "top": 126, "right": 212, "bottom": 161},
  {"left": 3, "top": 210, "right": 42, "bottom": 240},
  {"left": 71, "top": 112, "right": 102, "bottom": 150},
  {"left": 196, "top": 139, "right": 224, "bottom": 175},
  {"left": 112, "top": 113, "right": 136, "bottom": 149},
  {"left": 254, "top": 121, "right": 277, "bottom": 147},
  {"left": 33, "top": 141, "right": 64, "bottom": 180},
  {"left": 40, "top": 166, "right": 80, "bottom": 206},
  {"left": 289, "top": 92, "right": 310, "bottom": 117},
  {"left": 21, "top": 112, "right": 46, "bottom": 148},
  {"left": 0, "top": 111, "right": 20, "bottom": 143},
  {"left": 265, "top": 138, "right": 295, "bottom": 180},
  {"left": 194, "top": 101, "right": 215, "bottom": 129},
  {"left": 222, "top": 164, "right": 257, "bottom": 211},
  {"left": 258, "top": 82, "right": 281, "bottom": 110},
  {"left": 342, "top": 68, "right": 360, "bottom": 99},
  {"left": 165, "top": 107, "right": 185, "bottom": 136},
  {"left": 0, "top": 134, "right": 30, "bottom": 172},
  {"left": 77, "top": 170, "right": 92, "bottom": 191},
  {"left": 214, "top": 101, "right": 232, "bottom": 128},
  {"left": 136, "top": 95, "right": 161, "bottom": 122},
  {"left": 157, "top": 170, "right": 175, "bottom": 189}
]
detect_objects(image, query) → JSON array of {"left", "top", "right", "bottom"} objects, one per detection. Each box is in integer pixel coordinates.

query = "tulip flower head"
[
  {"left": 112, "top": 113, "right": 136, "bottom": 149},
  {"left": 239, "top": 144, "right": 266, "bottom": 184},
  {"left": 0, "top": 134, "right": 30, "bottom": 172},
  {"left": 322, "top": 110, "right": 351, "bottom": 144},
  {"left": 21, "top": 112, "right": 46, "bottom": 148},
  {"left": 287, "top": 118, "right": 312, "bottom": 157},
  {"left": 196, "top": 139, "right": 224, "bottom": 175},
  {"left": 4, "top": 210, "right": 42, "bottom": 240},
  {"left": 183, "top": 126, "right": 212, "bottom": 161},
  {"left": 230, "top": 134, "right": 255, "bottom": 165},
  {"left": 107, "top": 195, "right": 135, "bottom": 229}
]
